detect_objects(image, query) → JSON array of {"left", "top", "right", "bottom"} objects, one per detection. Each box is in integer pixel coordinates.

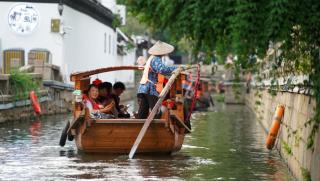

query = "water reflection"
[
  {"left": 29, "top": 120, "right": 41, "bottom": 143},
  {"left": 0, "top": 105, "right": 292, "bottom": 180}
]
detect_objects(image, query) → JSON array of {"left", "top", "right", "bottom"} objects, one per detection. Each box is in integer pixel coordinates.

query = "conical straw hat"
[{"left": 148, "top": 41, "right": 174, "bottom": 55}]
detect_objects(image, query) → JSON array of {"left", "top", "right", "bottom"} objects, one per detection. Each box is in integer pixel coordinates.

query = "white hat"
[{"left": 148, "top": 41, "right": 174, "bottom": 55}]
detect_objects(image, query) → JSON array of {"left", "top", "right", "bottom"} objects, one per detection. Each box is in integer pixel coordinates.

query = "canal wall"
[
  {"left": 246, "top": 89, "right": 320, "bottom": 181},
  {"left": 0, "top": 88, "right": 72, "bottom": 124}
]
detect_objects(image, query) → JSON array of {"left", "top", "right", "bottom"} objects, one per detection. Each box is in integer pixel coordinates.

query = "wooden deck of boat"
[{"left": 75, "top": 119, "right": 185, "bottom": 153}]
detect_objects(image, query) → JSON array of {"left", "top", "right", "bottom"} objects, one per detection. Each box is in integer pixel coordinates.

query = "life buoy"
[
  {"left": 266, "top": 105, "right": 285, "bottom": 150},
  {"left": 59, "top": 121, "right": 70, "bottom": 147},
  {"left": 29, "top": 91, "right": 41, "bottom": 115}
]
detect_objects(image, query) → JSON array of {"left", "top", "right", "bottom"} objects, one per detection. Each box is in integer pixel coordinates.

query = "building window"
[
  {"left": 104, "top": 33, "right": 107, "bottom": 53},
  {"left": 108, "top": 35, "right": 111, "bottom": 54},
  {"left": 113, "top": 37, "right": 115, "bottom": 55}
]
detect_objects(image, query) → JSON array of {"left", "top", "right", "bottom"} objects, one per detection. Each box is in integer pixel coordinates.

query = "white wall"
[
  {"left": 0, "top": 2, "right": 63, "bottom": 67},
  {"left": 61, "top": 6, "right": 117, "bottom": 83},
  {"left": 101, "top": 0, "right": 117, "bottom": 13},
  {"left": 115, "top": 48, "right": 136, "bottom": 88},
  {"left": 0, "top": 1, "right": 135, "bottom": 85},
  {"left": 0, "top": 2, "right": 119, "bottom": 83}
]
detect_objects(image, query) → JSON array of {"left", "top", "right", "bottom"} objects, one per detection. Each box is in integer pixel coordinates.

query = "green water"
[{"left": 0, "top": 104, "right": 292, "bottom": 180}]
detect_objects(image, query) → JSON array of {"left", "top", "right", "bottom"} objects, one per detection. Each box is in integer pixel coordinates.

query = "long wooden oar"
[
  {"left": 129, "top": 65, "right": 198, "bottom": 158},
  {"left": 128, "top": 67, "right": 183, "bottom": 159}
]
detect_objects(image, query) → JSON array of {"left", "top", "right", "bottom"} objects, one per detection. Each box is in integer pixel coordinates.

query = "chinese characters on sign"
[{"left": 8, "top": 4, "right": 39, "bottom": 35}]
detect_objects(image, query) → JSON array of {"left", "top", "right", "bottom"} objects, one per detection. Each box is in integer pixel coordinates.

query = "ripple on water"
[
  {"left": 0, "top": 147, "right": 9, "bottom": 154},
  {"left": 187, "top": 156, "right": 217, "bottom": 165},
  {"left": 182, "top": 144, "right": 210, "bottom": 150}
]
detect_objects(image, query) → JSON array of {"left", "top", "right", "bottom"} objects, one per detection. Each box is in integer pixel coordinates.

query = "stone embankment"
[
  {"left": 0, "top": 88, "right": 72, "bottom": 123},
  {"left": 246, "top": 89, "right": 319, "bottom": 181},
  {"left": 219, "top": 64, "right": 319, "bottom": 180},
  {"left": 0, "top": 63, "right": 73, "bottom": 123}
]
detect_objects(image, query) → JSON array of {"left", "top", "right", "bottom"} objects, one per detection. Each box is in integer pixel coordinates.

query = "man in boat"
[
  {"left": 137, "top": 41, "right": 177, "bottom": 119},
  {"left": 110, "top": 82, "right": 130, "bottom": 118}
]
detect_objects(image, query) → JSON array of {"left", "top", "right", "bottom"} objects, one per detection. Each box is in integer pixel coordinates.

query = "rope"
[{"left": 187, "top": 64, "right": 201, "bottom": 121}]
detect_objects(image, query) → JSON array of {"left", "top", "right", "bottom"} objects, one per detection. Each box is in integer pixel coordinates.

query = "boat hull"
[{"left": 74, "top": 119, "right": 185, "bottom": 153}]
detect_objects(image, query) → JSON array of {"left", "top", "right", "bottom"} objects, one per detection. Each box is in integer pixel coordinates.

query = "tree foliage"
[
  {"left": 119, "top": 13, "right": 149, "bottom": 36},
  {"left": 121, "top": 0, "right": 319, "bottom": 62},
  {"left": 120, "top": 0, "right": 320, "bottom": 150}
]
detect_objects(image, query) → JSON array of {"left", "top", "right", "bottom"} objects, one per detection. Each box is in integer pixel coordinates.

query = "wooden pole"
[{"left": 129, "top": 66, "right": 189, "bottom": 159}]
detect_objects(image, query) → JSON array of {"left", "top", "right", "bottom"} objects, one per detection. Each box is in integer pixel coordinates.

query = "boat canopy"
[{"left": 70, "top": 65, "right": 144, "bottom": 82}]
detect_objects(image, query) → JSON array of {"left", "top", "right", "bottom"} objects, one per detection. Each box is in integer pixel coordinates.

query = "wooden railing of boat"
[{"left": 70, "top": 65, "right": 144, "bottom": 81}]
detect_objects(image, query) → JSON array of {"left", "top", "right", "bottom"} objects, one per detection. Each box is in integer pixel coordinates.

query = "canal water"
[{"left": 0, "top": 104, "right": 292, "bottom": 180}]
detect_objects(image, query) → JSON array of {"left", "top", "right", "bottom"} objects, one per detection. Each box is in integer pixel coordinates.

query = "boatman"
[{"left": 137, "top": 41, "right": 177, "bottom": 119}]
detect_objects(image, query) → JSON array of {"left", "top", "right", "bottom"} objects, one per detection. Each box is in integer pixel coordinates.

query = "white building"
[
  {"left": 115, "top": 28, "right": 136, "bottom": 88},
  {"left": 0, "top": 0, "right": 135, "bottom": 85}
]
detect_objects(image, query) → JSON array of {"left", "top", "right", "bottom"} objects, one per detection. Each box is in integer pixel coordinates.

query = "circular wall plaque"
[{"left": 8, "top": 4, "right": 39, "bottom": 35}]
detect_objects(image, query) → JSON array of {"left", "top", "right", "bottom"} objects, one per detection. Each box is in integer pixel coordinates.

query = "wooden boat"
[
  {"left": 195, "top": 78, "right": 213, "bottom": 111},
  {"left": 60, "top": 65, "right": 199, "bottom": 156}
]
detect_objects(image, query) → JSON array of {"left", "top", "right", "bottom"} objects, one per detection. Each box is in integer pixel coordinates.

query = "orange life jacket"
[{"left": 156, "top": 74, "right": 166, "bottom": 93}]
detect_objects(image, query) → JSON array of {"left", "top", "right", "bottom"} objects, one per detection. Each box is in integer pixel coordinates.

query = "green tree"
[{"left": 119, "top": 0, "right": 320, "bottom": 150}]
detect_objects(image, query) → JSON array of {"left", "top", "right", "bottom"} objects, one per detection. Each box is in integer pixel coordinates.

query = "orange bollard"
[{"left": 266, "top": 105, "right": 285, "bottom": 150}]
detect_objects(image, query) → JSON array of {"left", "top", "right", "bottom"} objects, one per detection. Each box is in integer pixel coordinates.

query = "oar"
[
  {"left": 129, "top": 66, "right": 184, "bottom": 159},
  {"left": 128, "top": 65, "right": 198, "bottom": 158}
]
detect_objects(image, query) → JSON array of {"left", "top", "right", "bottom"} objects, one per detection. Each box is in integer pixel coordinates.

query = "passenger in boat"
[
  {"left": 110, "top": 82, "right": 130, "bottom": 118},
  {"left": 97, "top": 82, "right": 118, "bottom": 117},
  {"left": 83, "top": 84, "right": 101, "bottom": 113},
  {"left": 97, "top": 82, "right": 112, "bottom": 106},
  {"left": 137, "top": 41, "right": 177, "bottom": 119},
  {"left": 84, "top": 84, "right": 115, "bottom": 119},
  {"left": 182, "top": 75, "right": 193, "bottom": 130}
]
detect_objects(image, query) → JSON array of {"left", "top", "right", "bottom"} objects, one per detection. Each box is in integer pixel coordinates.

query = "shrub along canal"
[{"left": 0, "top": 104, "right": 292, "bottom": 180}]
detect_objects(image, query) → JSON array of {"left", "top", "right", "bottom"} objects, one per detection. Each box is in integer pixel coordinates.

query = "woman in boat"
[
  {"left": 83, "top": 84, "right": 100, "bottom": 115},
  {"left": 84, "top": 84, "right": 115, "bottom": 118},
  {"left": 137, "top": 41, "right": 177, "bottom": 119}
]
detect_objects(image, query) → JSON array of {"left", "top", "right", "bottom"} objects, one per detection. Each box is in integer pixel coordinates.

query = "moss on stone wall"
[{"left": 301, "top": 167, "right": 311, "bottom": 181}]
